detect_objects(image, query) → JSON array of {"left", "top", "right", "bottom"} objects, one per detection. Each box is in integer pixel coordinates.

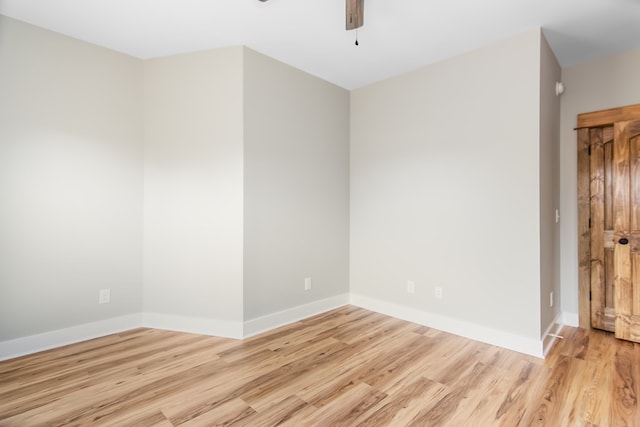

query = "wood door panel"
[
  {"left": 616, "top": 312, "right": 640, "bottom": 342},
  {"left": 631, "top": 129, "right": 640, "bottom": 230},
  {"left": 631, "top": 130, "right": 640, "bottom": 327},
  {"left": 605, "top": 140, "right": 614, "bottom": 229},
  {"left": 590, "top": 128, "right": 616, "bottom": 331},
  {"left": 605, "top": 248, "right": 614, "bottom": 308},
  {"left": 628, "top": 315, "right": 640, "bottom": 342},
  {"left": 613, "top": 123, "right": 631, "bottom": 233},
  {"left": 633, "top": 252, "right": 640, "bottom": 316},
  {"left": 578, "top": 128, "right": 591, "bottom": 329},
  {"left": 614, "top": 120, "right": 640, "bottom": 342},
  {"left": 590, "top": 129, "right": 609, "bottom": 330}
]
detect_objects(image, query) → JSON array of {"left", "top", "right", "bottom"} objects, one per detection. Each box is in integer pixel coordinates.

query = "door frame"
[{"left": 577, "top": 104, "right": 640, "bottom": 329}]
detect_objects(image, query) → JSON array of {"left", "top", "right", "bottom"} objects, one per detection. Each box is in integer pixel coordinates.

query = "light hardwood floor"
[{"left": 1, "top": 306, "right": 639, "bottom": 426}]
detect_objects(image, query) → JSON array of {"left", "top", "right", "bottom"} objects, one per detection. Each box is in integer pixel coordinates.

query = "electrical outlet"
[
  {"left": 99, "top": 288, "right": 110, "bottom": 304},
  {"left": 407, "top": 281, "right": 415, "bottom": 294},
  {"left": 550, "top": 291, "right": 554, "bottom": 307},
  {"left": 304, "top": 277, "right": 312, "bottom": 291},
  {"left": 435, "top": 287, "right": 443, "bottom": 300}
]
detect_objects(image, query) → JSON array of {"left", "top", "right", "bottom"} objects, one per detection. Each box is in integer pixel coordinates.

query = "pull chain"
[{"left": 355, "top": 28, "right": 359, "bottom": 46}]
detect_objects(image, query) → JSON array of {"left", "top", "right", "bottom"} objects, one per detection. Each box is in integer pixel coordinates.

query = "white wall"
[
  {"left": 539, "top": 34, "right": 561, "bottom": 333},
  {"left": 0, "top": 16, "right": 144, "bottom": 340},
  {"left": 3, "top": 13, "right": 600, "bottom": 356},
  {"left": 242, "top": 48, "right": 350, "bottom": 320},
  {"left": 350, "top": 29, "right": 543, "bottom": 340},
  {"left": 143, "top": 48, "right": 244, "bottom": 328},
  {"left": 0, "top": 18, "right": 347, "bottom": 347},
  {"left": 559, "top": 47, "right": 640, "bottom": 322}
]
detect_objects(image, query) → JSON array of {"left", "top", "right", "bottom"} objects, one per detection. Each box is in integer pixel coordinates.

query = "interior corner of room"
[{"left": 1, "top": 12, "right": 640, "bottom": 362}]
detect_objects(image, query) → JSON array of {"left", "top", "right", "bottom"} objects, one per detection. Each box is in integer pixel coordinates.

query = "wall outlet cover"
[
  {"left": 407, "top": 281, "right": 415, "bottom": 294},
  {"left": 99, "top": 289, "right": 111, "bottom": 304}
]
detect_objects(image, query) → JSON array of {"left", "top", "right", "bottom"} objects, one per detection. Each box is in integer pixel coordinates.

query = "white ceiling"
[{"left": 1, "top": 0, "right": 639, "bottom": 90}]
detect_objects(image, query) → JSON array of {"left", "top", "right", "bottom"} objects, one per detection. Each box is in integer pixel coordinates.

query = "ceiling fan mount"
[
  {"left": 258, "top": 0, "right": 364, "bottom": 30},
  {"left": 345, "top": 0, "right": 364, "bottom": 30}
]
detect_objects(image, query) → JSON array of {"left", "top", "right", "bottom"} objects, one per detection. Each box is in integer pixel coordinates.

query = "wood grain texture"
[
  {"left": 590, "top": 128, "right": 608, "bottom": 331},
  {"left": 613, "top": 122, "right": 631, "bottom": 234},
  {"left": 578, "top": 107, "right": 640, "bottom": 333},
  {"left": 614, "top": 120, "right": 640, "bottom": 343},
  {"left": 631, "top": 126, "right": 640, "bottom": 322},
  {"left": 1, "top": 307, "right": 640, "bottom": 426},
  {"left": 605, "top": 137, "right": 614, "bottom": 230},
  {"left": 578, "top": 127, "right": 593, "bottom": 329},
  {"left": 604, "top": 133, "right": 615, "bottom": 313},
  {"left": 577, "top": 104, "right": 640, "bottom": 129},
  {"left": 631, "top": 131, "right": 640, "bottom": 233}
]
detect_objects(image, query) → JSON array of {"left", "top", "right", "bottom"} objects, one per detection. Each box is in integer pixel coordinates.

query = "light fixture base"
[{"left": 346, "top": 0, "right": 364, "bottom": 30}]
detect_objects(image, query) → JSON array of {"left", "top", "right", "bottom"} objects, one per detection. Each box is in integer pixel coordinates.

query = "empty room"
[{"left": 1, "top": 0, "right": 640, "bottom": 425}]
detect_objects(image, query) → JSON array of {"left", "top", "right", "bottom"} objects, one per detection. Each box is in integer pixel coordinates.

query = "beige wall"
[
  {"left": 143, "top": 47, "right": 244, "bottom": 324},
  {"left": 539, "top": 34, "right": 561, "bottom": 333},
  {"left": 559, "top": 47, "right": 640, "bottom": 320},
  {"left": 0, "top": 16, "right": 144, "bottom": 340},
  {"left": 350, "top": 29, "right": 543, "bottom": 340},
  {"left": 5, "top": 11, "right": 620, "bottom": 352},
  {"left": 0, "top": 16, "right": 348, "bottom": 345},
  {"left": 242, "top": 48, "right": 350, "bottom": 320}
]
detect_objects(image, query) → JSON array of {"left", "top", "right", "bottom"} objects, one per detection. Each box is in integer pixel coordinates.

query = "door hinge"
[
  {"left": 590, "top": 291, "right": 592, "bottom": 301},
  {"left": 589, "top": 218, "right": 591, "bottom": 228}
]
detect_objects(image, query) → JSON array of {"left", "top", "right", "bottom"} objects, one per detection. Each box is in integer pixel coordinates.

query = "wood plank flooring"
[{"left": 1, "top": 306, "right": 639, "bottom": 426}]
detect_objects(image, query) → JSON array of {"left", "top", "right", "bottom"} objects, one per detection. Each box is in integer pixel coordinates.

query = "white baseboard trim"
[
  {"left": 142, "top": 313, "right": 243, "bottom": 339},
  {"left": 562, "top": 312, "right": 579, "bottom": 327},
  {"left": 542, "top": 312, "right": 564, "bottom": 357},
  {"left": 0, "top": 297, "right": 350, "bottom": 361},
  {"left": 243, "top": 294, "right": 350, "bottom": 338},
  {"left": 350, "top": 293, "right": 545, "bottom": 358},
  {"left": 0, "top": 314, "right": 143, "bottom": 361},
  {"left": 2, "top": 293, "right": 557, "bottom": 361}
]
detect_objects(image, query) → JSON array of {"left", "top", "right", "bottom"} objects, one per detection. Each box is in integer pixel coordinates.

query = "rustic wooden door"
[
  {"left": 578, "top": 105, "right": 640, "bottom": 343},
  {"left": 612, "top": 120, "right": 640, "bottom": 342}
]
